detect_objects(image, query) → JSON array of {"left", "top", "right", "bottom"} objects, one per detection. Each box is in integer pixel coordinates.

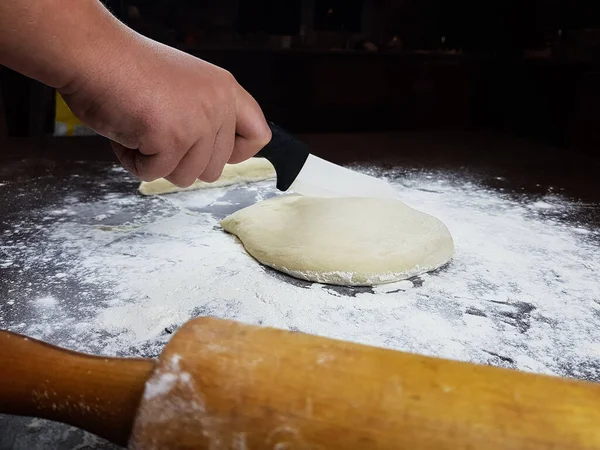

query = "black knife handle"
[{"left": 256, "top": 122, "right": 309, "bottom": 191}]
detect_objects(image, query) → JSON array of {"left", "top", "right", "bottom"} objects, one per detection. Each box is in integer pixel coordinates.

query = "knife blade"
[{"left": 256, "top": 122, "right": 397, "bottom": 199}]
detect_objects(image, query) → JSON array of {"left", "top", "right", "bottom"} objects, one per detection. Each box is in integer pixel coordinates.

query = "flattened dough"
[
  {"left": 221, "top": 195, "right": 454, "bottom": 286},
  {"left": 138, "top": 158, "right": 275, "bottom": 195}
]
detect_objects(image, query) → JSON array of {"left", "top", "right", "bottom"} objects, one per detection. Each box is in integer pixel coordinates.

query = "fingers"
[
  {"left": 112, "top": 139, "right": 187, "bottom": 184},
  {"left": 163, "top": 112, "right": 236, "bottom": 186},
  {"left": 112, "top": 83, "right": 268, "bottom": 185},
  {"left": 164, "top": 140, "right": 212, "bottom": 187},
  {"left": 113, "top": 126, "right": 201, "bottom": 185},
  {"left": 111, "top": 141, "right": 138, "bottom": 175},
  {"left": 135, "top": 132, "right": 187, "bottom": 182},
  {"left": 199, "top": 118, "right": 236, "bottom": 182},
  {"left": 113, "top": 134, "right": 183, "bottom": 182},
  {"left": 112, "top": 129, "right": 230, "bottom": 188},
  {"left": 230, "top": 86, "right": 271, "bottom": 164}
]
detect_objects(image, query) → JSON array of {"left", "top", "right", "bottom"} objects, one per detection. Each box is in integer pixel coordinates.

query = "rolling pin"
[{"left": 1, "top": 317, "right": 600, "bottom": 449}]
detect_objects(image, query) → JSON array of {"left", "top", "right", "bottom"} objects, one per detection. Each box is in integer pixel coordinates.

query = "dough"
[
  {"left": 221, "top": 195, "right": 454, "bottom": 286},
  {"left": 138, "top": 158, "right": 275, "bottom": 195}
]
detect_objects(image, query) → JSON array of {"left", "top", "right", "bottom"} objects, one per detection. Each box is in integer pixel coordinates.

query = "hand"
[{"left": 60, "top": 34, "right": 271, "bottom": 187}]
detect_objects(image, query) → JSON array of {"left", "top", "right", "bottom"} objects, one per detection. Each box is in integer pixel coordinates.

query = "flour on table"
[
  {"left": 1, "top": 164, "right": 600, "bottom": 384},
  {"left": 34, "top": 296, "right": 58, "bottom": 308}
]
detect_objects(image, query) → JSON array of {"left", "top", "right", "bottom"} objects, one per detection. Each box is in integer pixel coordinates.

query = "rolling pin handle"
[{"left": 0, "top": 330, "right": 155, "bottom": 446}]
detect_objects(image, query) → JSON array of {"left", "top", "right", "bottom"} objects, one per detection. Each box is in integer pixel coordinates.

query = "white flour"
[
  {"left": 1, "top": 165, "right": 600, "bottom": 383},
  {"left": 143, "top": 354, "right": 189, "bottom": 400},
  {"left": 34, "top": 295, "right": 58, "bottom": 308}
]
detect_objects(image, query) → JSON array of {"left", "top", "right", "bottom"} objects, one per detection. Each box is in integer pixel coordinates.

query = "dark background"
[{"left": 1, "top": 0, "right": 599, "bottom": 156}]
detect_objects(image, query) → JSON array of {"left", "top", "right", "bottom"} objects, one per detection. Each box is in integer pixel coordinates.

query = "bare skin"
[{"left": 0, "top": 0, "right": 271, "bottom": 186}]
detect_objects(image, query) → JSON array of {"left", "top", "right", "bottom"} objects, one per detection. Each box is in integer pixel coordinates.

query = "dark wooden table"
[
  {"left": 0, "top": 132, "right": 599, "bottom": 449},
  {"left": 2, "top": 130, "right": 598, "bottom": 198}
]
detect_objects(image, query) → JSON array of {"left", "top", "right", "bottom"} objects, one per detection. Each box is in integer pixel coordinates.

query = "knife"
[{"left": 256, "top": 122, "right": 397, "bottom": 199}]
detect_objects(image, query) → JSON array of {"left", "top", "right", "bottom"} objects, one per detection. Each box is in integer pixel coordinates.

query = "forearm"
[
  {"left": 0, "top": 0, "right": 130, "bottom": 89},
  {"left": 0, "top": 0, "right": 271, "bottom": 184}
]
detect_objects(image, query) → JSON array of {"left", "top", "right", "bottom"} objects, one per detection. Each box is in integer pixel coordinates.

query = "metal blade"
[{"left": 288, "top": 154, "right": 398, "bottom": 199}]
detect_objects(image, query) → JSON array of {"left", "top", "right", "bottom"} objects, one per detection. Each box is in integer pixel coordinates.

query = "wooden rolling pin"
[{"left": 1, "top": 317, "right": 600, "bottom": 449}]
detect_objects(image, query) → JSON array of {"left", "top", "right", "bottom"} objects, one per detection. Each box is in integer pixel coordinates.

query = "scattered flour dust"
[
  {"left": 2, "top": 167, "right": 600, "bottom": 383},
  {"left": 143, "top": 354, "right": 190, "bottom": 400},
  {"left": 34, "top": 296, "right": 58, "bottom": 308}
]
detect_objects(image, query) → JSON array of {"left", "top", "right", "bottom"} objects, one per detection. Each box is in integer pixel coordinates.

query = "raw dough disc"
[
  {"left": 138, "top": 158, "right": 275, "bottom": 195},
  {"left": 221, "top": 195, "right": 454, "bottom": 286}
]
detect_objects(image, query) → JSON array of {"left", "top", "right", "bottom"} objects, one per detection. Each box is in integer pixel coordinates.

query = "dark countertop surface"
[
  {"left": 2, "top": 131, "right": 599, "bottom": 198},
  {"left": 1, "top": 131, "right": 599, "bottom": 449}
]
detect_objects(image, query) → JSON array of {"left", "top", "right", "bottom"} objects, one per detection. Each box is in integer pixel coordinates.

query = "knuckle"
[
  {"left": 244, "top": 124, "right": 272, "bottom": 154},
  {"left": 220, "top": 69, "right": 237, "bottom": 87},
  {"left": 256, "top": 124, "right": 272, "bottom": 148},
  {"left": 216, "top": 72, "right": 237, "bottom": 106},
  {"left": 169, "top": 126, "right": 194, "bottom": 153},
  {"left": 137, "top": 112, "right": 157, "bottom": 144}
]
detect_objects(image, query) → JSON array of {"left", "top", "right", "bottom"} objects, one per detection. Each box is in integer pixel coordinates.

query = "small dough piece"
[
  {"left": 221, "top": 195, "right": 454, "bottom": 286},
  {"left": 138, "top": 158, "right": 275, "bottom": 195}
]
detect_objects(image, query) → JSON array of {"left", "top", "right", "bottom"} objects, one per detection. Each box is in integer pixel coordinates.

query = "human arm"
[{"left": 0, "top": 0, "right": 271, "bottom": 185}]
